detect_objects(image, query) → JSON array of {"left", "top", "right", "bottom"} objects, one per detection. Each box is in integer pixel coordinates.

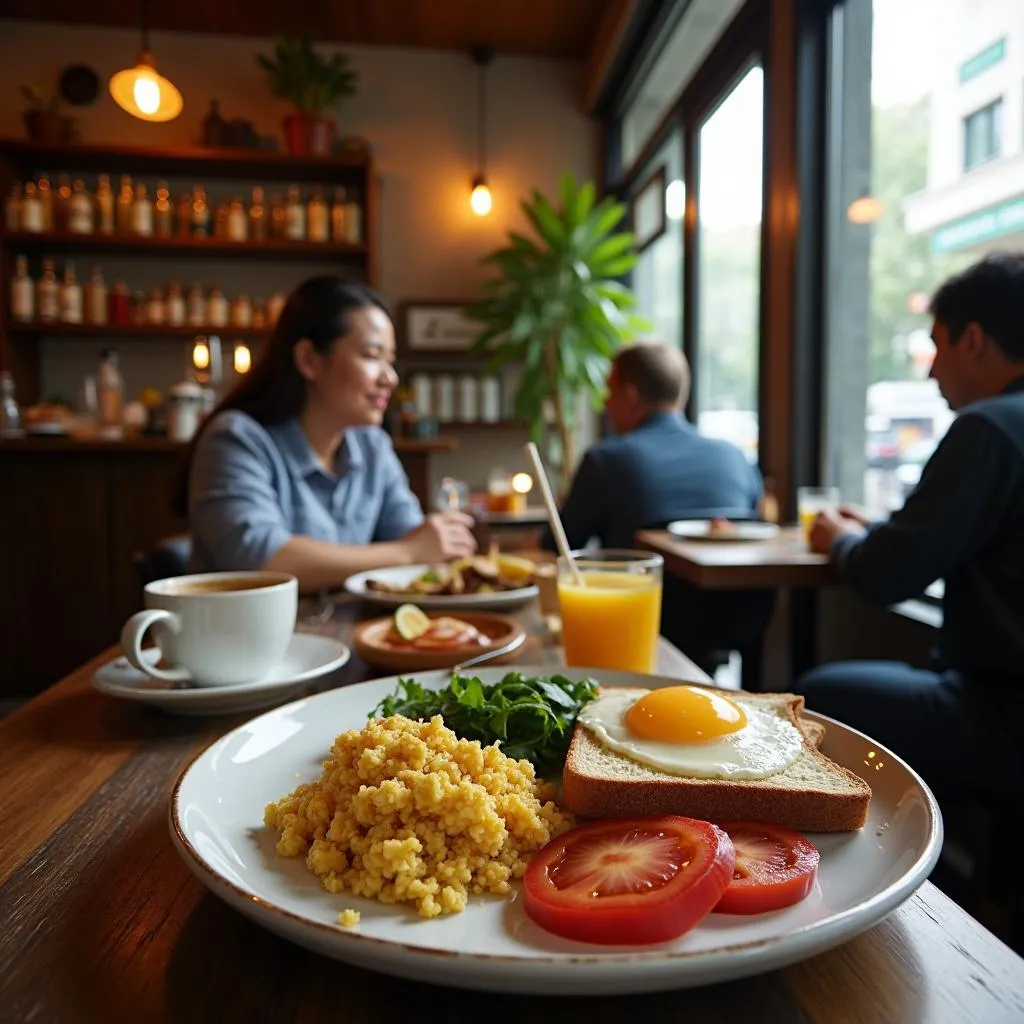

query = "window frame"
[{"left": 963, "top": 98, "right": 1004, "bottom": 172}]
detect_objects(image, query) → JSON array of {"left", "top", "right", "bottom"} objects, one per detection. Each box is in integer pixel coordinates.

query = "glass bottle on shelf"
[
  {"left": 96, "top": 349, "right": 124, "bottom": 435},
  {"left": 307, "top": 188, "right": 328, "bottom": 242},
  {"left": 60, "top": 262, "right": 83, "bottom": 323},
  {"left": 248, "top": 186, "right": 266, "bottom": 240},
  {"left": 95, "top": 173, "right": 115, "bottom": 234},
  {"left": 186, "top": 283, "right": 206, "bottom": 326},
  {"left": 145, "top": 287, "right": 164, "bottom": 325},
  {"left": 331, "top": 187, "right": 347, "bottom": 240},
  {"left": 166, "top": 281, "right": 186, "bottom": 325},
  {"left": 227, "top": 195, "right": 247, "bottom": 242},
  {"left": 284, "top": 184, "right": 305, "bottom": 240},
  {"left": 343, "top": 187, "right": 363, "bottom": 244},
  {"left": 36, "top": 258, "right": 59, "bottom": 321},
  {"left": 10, "top": 255, "right": 34, "bottom": 323},
  {"left": 230, "top": 294, "right": 253, "bottom": 328},
  {"left": 20, "top": 181, "right": 44, "bottom": 233},
  {"left": 251, "top": 299, "right": 266, "bottom": 329},
  {"left": 154, "top": 181, "right": 174, "bottom": 237},
  {"left": 191, "top": 186, "right": 210, "bottom": 238},
  {"left": 213, "top": 199, "right": 229, "bottom": 239},
  {"left": 5, "top": 183, "right": 22, "bottom": 231},
  {"left": 176, "top": 188, "right": 193, "bottom": 237},
  {"left": 108, "top": 280, "right": 131, "bottom": 326},
  {"left": 84, "top": 265, "right": 108, "bottom": 325},
  {"left": 0, "top": 371, "right": 22, "bottom": 439},
  {"left": 132, "top": 183, "right": 153, "bottom": 236},
  {"left": 37, "top": 174, "right": 53, "bottom": 231},
  {"left": 132, "top": 289, "right": 148, "bottom": 325},
  {"left": 207, "top": 284, "right": 228, "bottom": 327},
  {"left": 68, "top": 179, "right": 94, "bottom": 234},
  {"left": 116, "top": 175, "right": 134, "bottom": 234},
  {"left": 269, "top": 194, "right": 286, "bottom": 238}
]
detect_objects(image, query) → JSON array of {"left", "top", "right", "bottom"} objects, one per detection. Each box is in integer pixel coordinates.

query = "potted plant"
[
  {"left": 465, "top": 173, "right": 647, "bottom": 485},
  {"left": 256, "top": 37, "right": 358, "bottom": 156},
  {"left": 22, "top": 85, "right": 67, "bottom": 143}
]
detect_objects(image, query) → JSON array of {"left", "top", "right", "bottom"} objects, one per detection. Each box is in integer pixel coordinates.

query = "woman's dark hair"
[
  {"left": 929, "top": 252, "right": 1024, "bottom": 359},
  {"left": 173, "top": 276, "right": 389, "bottom": 515}
]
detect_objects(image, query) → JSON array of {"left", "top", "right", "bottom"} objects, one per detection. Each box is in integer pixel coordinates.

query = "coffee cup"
[{"left": 120, "top": 571, "right": 298, "bottom": 687}]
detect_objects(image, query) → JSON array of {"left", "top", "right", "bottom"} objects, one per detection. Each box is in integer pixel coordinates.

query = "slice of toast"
[{"left": 562, "top": 688, "right": 870, "bottom": 832}]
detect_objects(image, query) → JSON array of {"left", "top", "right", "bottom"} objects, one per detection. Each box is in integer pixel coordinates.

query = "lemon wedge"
[
  {"left": 394, "top": 603, "right": 430, "bottom": 640},
  {"left": 497, "top": 554, "right": 536, "bottom": 587}
]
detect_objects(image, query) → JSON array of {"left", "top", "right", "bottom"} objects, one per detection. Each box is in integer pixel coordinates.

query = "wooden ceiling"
[{"left": 3, "top": 0, "right": 624, "bottom": 59}]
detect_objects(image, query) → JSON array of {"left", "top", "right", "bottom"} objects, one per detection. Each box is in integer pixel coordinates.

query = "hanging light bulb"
[
  {"left": 109, "top": 1, "right": 183, "bottom": 123},
  {"left": 233, "top": 342, "right": 252, "bottom": 375},
  {"left": 191, "top": 338, "right": 210, "bottom": 372},
  {"left": 469, "top": 44, "right": 495, "bottom": 216},
  {"left": 470, "top": 175, "right": 493, "bottom": 217}
]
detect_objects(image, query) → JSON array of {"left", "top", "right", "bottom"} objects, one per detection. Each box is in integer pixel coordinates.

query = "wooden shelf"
[
  {"left": 7, "top": 321, "right": 272, "bottom": 340},
  {"left": 1, "top": 231, "right": 366, "bottom": 260},
  {"left": 0, "top": 138, "right": 371, "bottom": 182}
]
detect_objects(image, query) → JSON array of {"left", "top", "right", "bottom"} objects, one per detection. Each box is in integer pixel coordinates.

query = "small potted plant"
[
  {"left": 256, "top": 37, "right": 358, "bottom": 156},
  {"left": 22, "top": 85, "right": 67, "bottom": 143}
]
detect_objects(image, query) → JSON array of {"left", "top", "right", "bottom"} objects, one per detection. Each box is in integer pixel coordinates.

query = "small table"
[{"left": 636, "top": 527, "right": 838, "bottom": 687}]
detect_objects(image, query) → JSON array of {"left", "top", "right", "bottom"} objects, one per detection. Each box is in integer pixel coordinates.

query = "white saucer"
[{"left": 91, "top": 632, "right": 351, "bottom": 716}]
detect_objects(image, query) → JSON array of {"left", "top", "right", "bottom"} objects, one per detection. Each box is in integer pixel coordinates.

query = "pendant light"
[
  {"left": 469, "top": 44, "right": 495, "bottom": 216},
  {"left": 109, "top": 0, "right": 183, "bottom": 123}
]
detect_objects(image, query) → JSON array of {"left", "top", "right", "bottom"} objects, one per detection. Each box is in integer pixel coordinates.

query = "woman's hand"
[{"left": 401, "top": 511, "right": 477, "bottom": 563}]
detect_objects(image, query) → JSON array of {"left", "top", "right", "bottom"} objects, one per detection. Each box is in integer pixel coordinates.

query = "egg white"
[{"left": 577, "top": 688, "right": 804, "bottom": 781}]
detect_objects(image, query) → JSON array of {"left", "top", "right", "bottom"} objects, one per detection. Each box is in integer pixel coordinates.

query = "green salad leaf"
[{"left": 372, "top": 671, "right": 600, "bottom": 778}]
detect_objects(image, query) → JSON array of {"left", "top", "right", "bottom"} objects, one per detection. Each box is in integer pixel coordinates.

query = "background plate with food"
[
  {"left": 668, "top": 519, "right": 781, "bottom": 542},
  {"left": 346, "top": 555, "right": 540, "bottom": 610},
  {"left": 171, "top": 665, "right": 941, "bottom": 996},
  {"left": 352, "top": 606, "right": 526, "bottom": 671}
]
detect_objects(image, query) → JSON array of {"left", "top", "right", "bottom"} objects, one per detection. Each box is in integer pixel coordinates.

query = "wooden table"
[
  {"left": 635, "top": 526, "right": 837, "bottom": 590},
  {"left": 3, "top": 598, "right": 1023, "bottom": 1022}
]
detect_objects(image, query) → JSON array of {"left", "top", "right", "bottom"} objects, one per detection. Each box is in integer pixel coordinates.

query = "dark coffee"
[{"left": 165, "top": 578, "right": 277, "bottom": 595}]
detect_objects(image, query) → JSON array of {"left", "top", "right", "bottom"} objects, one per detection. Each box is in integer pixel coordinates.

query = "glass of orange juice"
[
  {"left": 557, "top": 550, "right": 663, "bottom": 673},
  {"left": 797, "top": 486, "right": 840, "bottom": 541}
]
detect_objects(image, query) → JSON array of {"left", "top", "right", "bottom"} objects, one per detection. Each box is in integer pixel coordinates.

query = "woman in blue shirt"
[{"left": 183, "top": 277, "right": 476, "bottom": 591}]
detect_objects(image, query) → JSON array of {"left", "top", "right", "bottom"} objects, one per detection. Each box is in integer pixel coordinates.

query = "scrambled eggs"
[{"left": 264, "top": 714, "right": 574, "bottom": 918}]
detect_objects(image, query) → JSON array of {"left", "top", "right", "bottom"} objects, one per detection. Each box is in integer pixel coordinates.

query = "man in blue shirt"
[
  {"left": 541, "top": 342, "right": 771, "bottom": 672},
  {"left": 799, "top": 253, "right": 1024, "bottom": 800}
]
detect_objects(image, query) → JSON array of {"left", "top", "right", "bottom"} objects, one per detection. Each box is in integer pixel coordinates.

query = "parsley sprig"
[{"left": 372, "top": 671, "right": 599, "bottom": 778}]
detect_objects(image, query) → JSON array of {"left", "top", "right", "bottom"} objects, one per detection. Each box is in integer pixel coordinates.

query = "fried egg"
[{"left": 577, "top": 685, "right": 804, "bottom": 780}]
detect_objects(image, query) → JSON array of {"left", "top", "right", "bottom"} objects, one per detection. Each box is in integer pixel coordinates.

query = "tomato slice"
[
  {"left": 522, "top": 816, "right": 735, "bottom": 945},
  {"left": 713, "top": 821, "right": 819, "bottom": 915}
]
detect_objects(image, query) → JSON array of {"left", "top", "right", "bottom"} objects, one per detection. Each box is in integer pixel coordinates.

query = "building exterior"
[{"left": 903, "top": 0, "right": 1024, "bottom": 254}]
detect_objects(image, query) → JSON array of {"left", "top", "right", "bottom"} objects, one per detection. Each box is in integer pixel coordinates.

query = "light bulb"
[
  {"left": 847, "top": 195, "right": 883, "bottom": 224},
  {"left": 665, "top": 179, "right": 686, "bottom": 221},
  {"left": 133, "top": 72, "right": 161, "bottom": 115},
  {"left": 470, "top": 182, "right": 492, "bottom": 216},
  {"left": 511, "top": 472, "right": 533, "bottom": 494},
  {"left": 192, "top": 341, "right": 210, "bottom": 371},
  {"left": 233, "top": 343, "right": 252, "bottom": 374}
]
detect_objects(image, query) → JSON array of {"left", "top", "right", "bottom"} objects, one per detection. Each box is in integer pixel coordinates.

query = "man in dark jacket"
[
  {"left": 799, "top": 253, "right": 1024, "bottom": 799},
  {"left": 541, "top": 342, "right": 772, "bottom": 673}
]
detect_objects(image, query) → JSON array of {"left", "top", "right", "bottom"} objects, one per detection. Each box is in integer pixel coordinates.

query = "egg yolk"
[{"left": 624, "top": 686, "right": 748, "bottom": 743}]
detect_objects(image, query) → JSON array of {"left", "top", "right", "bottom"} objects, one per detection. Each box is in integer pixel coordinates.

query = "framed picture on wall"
[
  {"left": 631, "top": 166, "right": 667, "bottom": 253},
  {"left": 399, "top": 300, "right": 480, "bottom": 355}
]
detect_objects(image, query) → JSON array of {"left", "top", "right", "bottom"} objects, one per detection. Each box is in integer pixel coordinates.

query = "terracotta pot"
[
  {"left": 23, "top": 111, "right": 66, "bottom": 143},
  {"left": 281, "top": 112, "right": 335, "bottom": 156}
]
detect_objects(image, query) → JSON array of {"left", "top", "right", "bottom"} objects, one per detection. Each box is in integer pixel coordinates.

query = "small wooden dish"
[{"left": 352, "top": 611, "right": 526, "bottom": 672}]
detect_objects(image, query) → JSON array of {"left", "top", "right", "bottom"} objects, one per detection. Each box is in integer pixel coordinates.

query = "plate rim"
[
  {"left": 345, "top": 564, "right": 539, "bottom": 606},
  {"left": 91, "top": 633, "right": 351, "bottom": 703},
  {"left": 667, "top": 519, "right": 782, "bottom": 542},
  {"left": 168, "top": 667, "right": 943, "bottom": 980}
]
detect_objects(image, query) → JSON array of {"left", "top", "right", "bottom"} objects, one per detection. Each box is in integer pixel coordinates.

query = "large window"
[
  {"left": 695, "top": 65, "right": 764, "bottom": 463},
  {"left": 825, "top": 0, "right": 1023, "bottom": 517}
]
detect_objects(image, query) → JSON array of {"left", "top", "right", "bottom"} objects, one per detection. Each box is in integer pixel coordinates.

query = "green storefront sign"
[
  {"left": 960, "top": 38, "right": 1006, "bottom": 83},
  {"left": 931, "top": 196, "right": 1024, "bottom": 254}
]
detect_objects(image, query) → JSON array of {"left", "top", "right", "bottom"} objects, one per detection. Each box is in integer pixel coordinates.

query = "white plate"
[
  {"left": 170, "top": 666, "right": 942, "bottom": 995},
  {"left": 668, "top": 520, "right": 782, "bottom": 542},
  {"left": 345, "top": 564, "right": 539, "bottom": 610},
  {"left": 92, "top": 632, "right": 350, "bottom": 716}
]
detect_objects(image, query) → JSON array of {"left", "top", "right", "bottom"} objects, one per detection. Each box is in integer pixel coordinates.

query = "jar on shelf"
[
  {"left": 410, "top": 373, "right": 432, "bottom": 416},
  {"left": 230, "top": 294, "right": 253, "bottom": 328},
  {"left": 186, "top": 283, "right": 206, "bottom": 326},
  {"left": 284, "top": 185, "right": 305, "bottom": 240},
  {"left": 433, "top": 375, "right": 455, "bottom": 422},
  {"left": 166, "top": 281, "right": 186, "bottom": 326},
  {"left": 457, "top": 375, "right": 478, "bottom": 423},
  {"left": 132, "top": 290, "right": 148, "bottom": 325},
  {"left": 10, "top": 254, "right": 34, "bottom": 323},
  {"left": 207, "top": 284, "right": 228, "bottom": 327},
  {"left": 95, "top": 174, "right": 115, "bottom": 234},
  {"left": 146, "top": 287, "right": 166, "bottom": 325},
  {"left": 36, "top": 258, "right": 59, "bottom": 321},
  {"left": 37, "top": 175, "right": 53, "bottom": 231},
  {"left": 132, "top": 183, "right": 153, "bottom": 236},
  {"left": 21, "top": 181, "right": 43, "bottom": 233},
  {"left": 249, "top": 186, "right": 266, "bottom": 241},
  {"left": 84, "top": 266, "right": 107, "bottom": 325},
  {"left": 480, "top": 376, "right": 502, "bottom": 423},
  {"left": 68, "top": 179, "right": 94, "bottom": 235},
  {"left": 108, "top": 280, "right": 131, "bottom": 326},
  {"left": 227, "top": 195, "right": 248, "bottom": 242},
  {"left": 60, "top": 263, "right": 83, "bottom": 324},
  {"left": 307, "top": 188, "right": 329, "bottom": 242}
]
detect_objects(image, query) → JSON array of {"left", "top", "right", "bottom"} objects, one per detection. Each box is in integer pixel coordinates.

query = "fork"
[{"left": 448, "top": 631, "right": 527, "bottom": 676}]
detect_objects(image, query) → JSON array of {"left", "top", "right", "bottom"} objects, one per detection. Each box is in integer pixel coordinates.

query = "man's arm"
[
  {"left": 539, "top": 450, "right": 607, "bottom": 552},
  {"left": 830, "top": 414, "right": 1022, "bottom": 605}
]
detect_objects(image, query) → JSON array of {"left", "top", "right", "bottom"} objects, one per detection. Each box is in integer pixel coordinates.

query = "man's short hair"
[
  {"left": 612, "top": 342, "right": 691, "bottom": 407},
  {"left": 929, "top": 252, "right": 1024, "bottom": 360}
]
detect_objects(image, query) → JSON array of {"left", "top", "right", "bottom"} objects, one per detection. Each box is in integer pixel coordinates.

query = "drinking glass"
[
  {"left": 557, "top": 550, "right": 663, "bottom": 673},
  {"left": 797, "top": 486, "right": 841, "bottom": 541}
]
